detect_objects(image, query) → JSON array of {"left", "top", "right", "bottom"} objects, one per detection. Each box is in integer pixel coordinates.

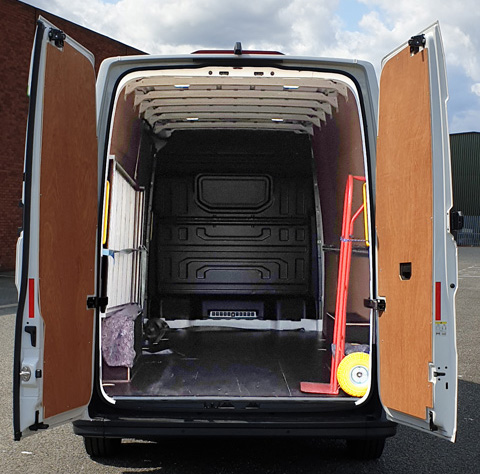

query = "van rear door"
[
  {"left": 13, "top": 17, "right": 98, "bottom": 439},
  {"left": 376, "top": 23, "right": 457, "bottom": 441}
]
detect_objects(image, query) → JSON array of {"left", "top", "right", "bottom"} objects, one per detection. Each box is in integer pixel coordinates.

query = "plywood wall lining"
[{"left": 313, "top": 89, "right": 369, "bottom": 321}]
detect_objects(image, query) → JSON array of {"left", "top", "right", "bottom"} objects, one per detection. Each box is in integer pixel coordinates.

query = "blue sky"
[
  {"left": 337, "top": 0, "right": 371, "bottom": 31},
  {"left": 21, "top": 0, "right": 480, "bottom": 133}
]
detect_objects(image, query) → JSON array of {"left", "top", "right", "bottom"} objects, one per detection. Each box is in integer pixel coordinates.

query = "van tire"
[
  {"left": 346, "top": 437, "right": 386, "bottom": 460},
  {"left": 83, "top": 436, "right": 121, "bottom": 458}
]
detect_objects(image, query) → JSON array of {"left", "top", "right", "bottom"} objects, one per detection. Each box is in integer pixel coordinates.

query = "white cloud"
[
  {"left": 472, "top": 83, "right": 480, "bottom": 96},
  {"left": 26, "top": 0, "right": 342, "bottom": 55},
  {"left": 22, "top": 0, "right": 480, "bottom": 131}
]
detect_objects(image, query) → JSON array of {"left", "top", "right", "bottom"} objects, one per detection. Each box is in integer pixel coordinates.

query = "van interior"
[{"left": 99, "top": 66, "right": 372, "bottom": 401}]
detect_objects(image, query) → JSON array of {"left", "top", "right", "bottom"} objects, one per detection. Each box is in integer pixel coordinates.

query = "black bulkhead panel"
[{"left": 148, "top": 131, "right": 317, "bottom": 320}]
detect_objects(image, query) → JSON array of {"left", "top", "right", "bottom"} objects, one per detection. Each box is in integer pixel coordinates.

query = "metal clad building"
[{"left": 450, "top": 132, "right": 480, "bottom": 245}]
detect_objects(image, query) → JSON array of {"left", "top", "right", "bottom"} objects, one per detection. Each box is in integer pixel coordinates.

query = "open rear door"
[
  {"left": 376, "top": 23, "right": 457, "bottom": 441},
  {"left": 13, "top": 18, "right": 98, "bottom": 439}
]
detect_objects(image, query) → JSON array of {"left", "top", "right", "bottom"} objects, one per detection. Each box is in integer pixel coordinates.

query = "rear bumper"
[{"left": 73, "top": 415, "right": 397, "bottom": 440}]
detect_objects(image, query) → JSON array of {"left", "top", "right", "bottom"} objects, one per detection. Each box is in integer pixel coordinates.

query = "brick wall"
[{"left": 0, "top": 0, "right": 144, "bottom": 270}]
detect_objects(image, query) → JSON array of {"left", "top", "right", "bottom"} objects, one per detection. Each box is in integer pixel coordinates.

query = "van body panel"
[
  {"left": 13, "top": 17, "right": 98, "bottom": 438},
  {"left": 15, "top": 18, "right": 456, "bottom": 449},
  {"left": 376, "top": 23, "right": 457, "bottom": 440}
]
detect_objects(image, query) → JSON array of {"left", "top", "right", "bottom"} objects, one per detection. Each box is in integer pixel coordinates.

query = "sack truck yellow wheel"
[{"left": 337, "top": 352, "right": 370, "bottom": 397}]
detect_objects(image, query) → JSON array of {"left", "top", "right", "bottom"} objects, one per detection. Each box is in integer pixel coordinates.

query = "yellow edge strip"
[
  {"left": 362, "top": 182, "right": 369, "bottom": 247},
  {"left": 103, "top": 181, "right": 110, "bottom": 245}
]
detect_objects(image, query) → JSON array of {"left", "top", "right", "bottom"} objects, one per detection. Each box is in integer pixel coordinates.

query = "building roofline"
[{"left": 450, "top": 131, "right": 480, "bottom": 136}]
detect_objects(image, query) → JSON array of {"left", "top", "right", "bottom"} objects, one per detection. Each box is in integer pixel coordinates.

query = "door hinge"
[
  {"left": 48, "top": 28, "right": 66, "bottom": 48},
  {"left": 86, "top": 296, "right": 108, "bottom": 312},
  {"left": 408, "top": 34, "right": 426, "bottom": 55},
  {"left": 364, "top": 298, "right": 386, "bottom": 312},
  {"left": 29, "top": 410, "right": 49, "bottom": 432}
]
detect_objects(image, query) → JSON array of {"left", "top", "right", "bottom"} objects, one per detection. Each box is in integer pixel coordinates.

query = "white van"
[{"left": 14, "top": 17, "right": 459, "bottom": 460}]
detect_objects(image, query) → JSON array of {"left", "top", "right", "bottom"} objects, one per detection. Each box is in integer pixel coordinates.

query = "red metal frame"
[{"left": 301, "top": 175, "right": 366, "bottom": 395}]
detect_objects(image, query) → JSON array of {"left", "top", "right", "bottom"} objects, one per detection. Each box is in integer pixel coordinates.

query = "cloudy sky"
[{"left": 23, "top": 0, "right": 480, "bottom": 133}]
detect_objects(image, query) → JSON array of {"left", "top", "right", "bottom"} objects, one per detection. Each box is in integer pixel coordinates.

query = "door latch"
[
  {"left": 20, "top": 366, "right": 31, "bottom": 382},
  {"left": 450, "top": 210, "right": 464, "bottom": 241}
]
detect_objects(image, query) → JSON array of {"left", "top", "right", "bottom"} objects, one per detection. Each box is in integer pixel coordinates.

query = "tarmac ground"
[{"left": 0, "top": 247, "right": 479, "bottom": 473}]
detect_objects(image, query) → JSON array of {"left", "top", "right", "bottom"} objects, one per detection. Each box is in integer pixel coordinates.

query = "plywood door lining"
[
  {"left": 376, "top": 47, "right": 433, "bottom": 419},
  {"left": 39, "top": 42, "right": 97, "bottom": 419}
]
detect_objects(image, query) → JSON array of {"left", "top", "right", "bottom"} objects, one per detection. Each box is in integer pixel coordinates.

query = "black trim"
[
  {"left": 24, "top": 326, "right": 37, "bottom": 347},
  {"left": 13, "top": 20, "right": 46, "bottom": 442},
  {"left": 86, "top": 296, "right": 108, "bottom": 312},
  {"left": 28, "top": 410, "right": 49, "bottom": 432},
  {"left": 364, "top": 298, "right": 386, "bottom": 312},
  {"left": 74, "top": 419, "right": 397, "bottom": 440},
  {"left": 408, "top": 34, "right": 426, "bottom": 55}
]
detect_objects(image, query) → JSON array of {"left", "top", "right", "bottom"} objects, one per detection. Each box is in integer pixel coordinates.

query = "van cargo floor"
[{"left": 104, "top": 328, "right": 334, "bottom": 398}]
